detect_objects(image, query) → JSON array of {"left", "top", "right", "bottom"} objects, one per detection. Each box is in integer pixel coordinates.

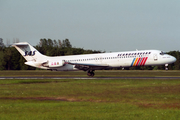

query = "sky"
[{"left": 1, "top": 0, "right": 180, "bottom": 52}]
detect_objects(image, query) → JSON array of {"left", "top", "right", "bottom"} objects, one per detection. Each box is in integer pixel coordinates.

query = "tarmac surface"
[{"left": 0, "top": 77, "right": 180, "bottom": 79}]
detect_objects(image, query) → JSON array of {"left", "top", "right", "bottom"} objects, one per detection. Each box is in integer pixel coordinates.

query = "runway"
[{"left": 0, "top": 77, "right": 180, "bottom": 79}]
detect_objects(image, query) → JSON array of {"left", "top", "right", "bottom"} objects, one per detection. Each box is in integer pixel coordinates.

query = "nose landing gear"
[
  {"left": 87, "top": 70, "right": 95, "bottom": 77},
  {"left": 165, "top": 64, "right": 168, "bottom": 70}
]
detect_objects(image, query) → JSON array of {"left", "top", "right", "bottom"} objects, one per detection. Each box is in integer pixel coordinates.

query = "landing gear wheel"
[
  {"left": 91, "top": 72, "right": 95, "bottom": 77},
  {"left": 87, "top": 70, "right": 95, "bottom": 77},
  {"left": 165, "top": 64, "right": 168, "bottom": 71}
]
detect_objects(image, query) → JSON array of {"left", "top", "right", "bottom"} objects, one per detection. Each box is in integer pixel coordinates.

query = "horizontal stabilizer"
[{"left": 12, "top": 42, "right": 29, "bottom": 47}]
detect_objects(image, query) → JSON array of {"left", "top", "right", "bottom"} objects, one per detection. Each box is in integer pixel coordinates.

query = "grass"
[
  {"left": 1, "top": 100, "right": 180, "bottom": 120},
  {"left": 0, "top": 70, "right": 180, "bottom": 77},
  {"left": 0, "top": 70, "right": 180, "bottom": 119}
]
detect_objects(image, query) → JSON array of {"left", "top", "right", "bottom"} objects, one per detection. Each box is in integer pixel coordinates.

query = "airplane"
[{"left": 12, "top": 42, "right": 176, "bottom": 77}]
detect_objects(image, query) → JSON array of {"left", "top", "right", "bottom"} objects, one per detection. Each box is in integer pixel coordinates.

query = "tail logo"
[{"left": 24, "top": 51, "right": 36, "bottom": 56}]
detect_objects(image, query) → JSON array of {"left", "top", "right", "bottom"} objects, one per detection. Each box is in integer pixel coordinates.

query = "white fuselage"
[
  {"left": 12, "top": 42, "right": 177, "bottom": 76},
  {"left": 33, "top": 50, "right": 176, "bottom": 71}
]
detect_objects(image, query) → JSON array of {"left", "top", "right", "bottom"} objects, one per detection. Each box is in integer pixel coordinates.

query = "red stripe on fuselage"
[
  {"left": 138, "top": 58, "right": 143, "bottom": 66},
  {"left": 136, "top": 58, "right": 141, "bottom": 66},
  {"left": 142, "top": 57, "right": 148, "bottom": 66},
  {"left": 140, "top": 57, "right": 145, "bottom": 66}
]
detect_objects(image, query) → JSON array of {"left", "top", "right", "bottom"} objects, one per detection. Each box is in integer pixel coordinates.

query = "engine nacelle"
[{"left": 48, "top": 60, "right": 65, "bottom": 68}]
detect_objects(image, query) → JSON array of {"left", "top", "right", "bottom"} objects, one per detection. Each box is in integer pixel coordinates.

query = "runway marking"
[{"left": 0, "top": 77, "right": 180, "bottom": 79}]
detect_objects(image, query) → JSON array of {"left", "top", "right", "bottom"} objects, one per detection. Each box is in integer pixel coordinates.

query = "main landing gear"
[{"left": 87, "top": 70, "right": 95, "bottom": 77}]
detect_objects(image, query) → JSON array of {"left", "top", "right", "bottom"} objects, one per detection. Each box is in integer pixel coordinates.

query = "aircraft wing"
[{"left": 66, "top": 62, "right": 109, "bottom": 70}]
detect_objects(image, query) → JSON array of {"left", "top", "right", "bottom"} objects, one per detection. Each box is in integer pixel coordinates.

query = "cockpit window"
[{"left": 160, "top": 51, "right": 166, "bottom": 55}]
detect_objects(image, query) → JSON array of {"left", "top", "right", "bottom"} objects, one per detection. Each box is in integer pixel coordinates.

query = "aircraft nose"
[{"left": 172, "top": 56, "right": 177, "bottom": 63}]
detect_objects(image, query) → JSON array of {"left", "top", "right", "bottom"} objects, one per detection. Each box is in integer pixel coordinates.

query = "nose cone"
[
  {"left": 172, "top": 56, "right": 177, "bottom": 63},
  {"left": 165, "top": 55, "right": 177, "bottom": 64}
]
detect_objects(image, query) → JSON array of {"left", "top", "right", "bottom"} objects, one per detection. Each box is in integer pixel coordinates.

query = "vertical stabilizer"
[{"left": 12, "top": 42, "right": 46, "bottom": 62}]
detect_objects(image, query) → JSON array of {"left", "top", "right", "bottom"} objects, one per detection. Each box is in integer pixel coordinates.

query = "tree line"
[
  {"left": 0, "top": 38, "right": 102, "bottom": 70},
  {"left": 0, "top": 38, "right": 179, "bottom": 70}
]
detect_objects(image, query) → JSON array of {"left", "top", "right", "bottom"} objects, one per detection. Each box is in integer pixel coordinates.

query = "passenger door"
[{"left": 153, "top": 54, "right": 158, "bottom": 61}]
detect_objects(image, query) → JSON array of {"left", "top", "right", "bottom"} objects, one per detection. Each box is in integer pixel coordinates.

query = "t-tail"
[{"left": 12, "top": 42, "right": 48, "bottom": 68}]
